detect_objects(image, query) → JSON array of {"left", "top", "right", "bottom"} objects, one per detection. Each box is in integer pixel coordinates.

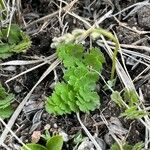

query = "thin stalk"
[
  {"left": 0, "top": 0, "right": 7, "bottom": 20},
  {"left": 92, "top": 28, "right": 119, "bottom": 80},
  {"left": 79, "top": 27, "right": 119, "bottom": 80}
]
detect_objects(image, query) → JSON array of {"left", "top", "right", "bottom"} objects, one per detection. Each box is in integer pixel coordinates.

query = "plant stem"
[
  {"left": 82, "top": 28, "right": 120, "bottom": 80},
  {"left": 0, "top": 0, "right": 7, "bottom": 20},
  {"left": 93, "top": 28, "right": 119, "bottom": 80}
]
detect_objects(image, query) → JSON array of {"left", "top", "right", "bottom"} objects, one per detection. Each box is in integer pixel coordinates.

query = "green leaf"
[
  {"left": 111, "top": 91, "right": 125, "bottom": 108},
  {"left": 21, "top": 143, "right": 48, "bottom": 150},
  {"left": 123, "top": 89, "right": 139, "bottom": 107},
  {"left": 121, "top": 106, "right": 148, "bottom": 119},
  {"left": 110, "top": 143, "right": 132, "bottom": 150},
  {"left": 110, "top": 142, "right": 145, "bottom": 150},
  {"left": 73, "top": 132, "right": 84, "bottom": 144},
  {"left": 84, "top": 47, "right": 105, "bottom": 72},
  {"left": 0, "top": 106, "right": 13, "bottom": 119},
  {"left": 46, "top": 135, "right": 63, "bottom": 150},
  {"left": 7, "top": 24, "right": 21, "bottom": 44},
  {"left": 132, "top": 142, "right": 144, "bottom": 150},
  {"left": 0, "top": 83, "right": 14, "bottom": 118},
  {"left": 57, "top": 43, "right": 84, "bottom": 68},
  {"left": 0, "top": 94, "right": 14, "bottom": 109},
  {"left": 0, "top": 83, "right": 7, "bottom": 99},
  {"left": 0, "top": 24, "right": 31, "bottom": 59},
  {"left": 103, "top": 79, "right": 116, "bottom": 91}
]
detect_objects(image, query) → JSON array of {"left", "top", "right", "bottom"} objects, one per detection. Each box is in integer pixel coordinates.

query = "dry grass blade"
[
  {"left": 6, "top": 61, "right": 48, "bottom": 83},
  {"left": 5, "top": 54, "right": 57, "bottom": 83},
  {"left": 122, "top": 53, "right": 150, "bottom": 67},
  {"left": 138, "top": 89, "right": 150, "bottom": 149},
  {"left": 99, "top": 35, "right": 150, "bottom": 134},
  {"left": 24, "top": 0, "right": 78, "bottom": 29},
  {"left": 97, "top": 40, "right": 150, "bottom": 58},
  {"left": 133, "top": 67, "right": 150, "bottom": 82},
  {"left": 0, "top": 53, "right": 57, "bottom": 66},
  {"left": 99, "top": 35, "right": 135, "bottom": 89},
  {"left": 0, "top": 118, "right": 31, "bottom": 150},
  {"left": 0, "top": 60, "right": 44, "bottom": 66},
  {"left": 121, "top": 44, "right": 150, "bottom": 53},
  {"left": 109, "top": 0, "right": 150, "bottom": 18},
  {"left": 100, "top": 113, "right": 124, "bottom": 150},
  {"left": 76, "top": 112, "right": 102, "bottom": 150},
  {"left": 1, "top": 143, "right": 11, "bottom": 150},
  {"left": 0, "top": 59, "right": 60, "bottom": 146}
]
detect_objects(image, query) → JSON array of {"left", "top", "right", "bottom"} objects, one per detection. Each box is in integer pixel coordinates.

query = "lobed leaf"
[
  {"left": 46, "top": 43, "right": 105, "bottom": 115},
  {"left": 0, "top": 24, "right": 31, "bottom": 59},
  {"left": 0, "top": 83, "right": 14, "bottom": 118}
]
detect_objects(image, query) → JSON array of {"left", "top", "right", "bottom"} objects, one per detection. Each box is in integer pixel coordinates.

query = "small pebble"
[
  {"left": 53, "top": 123, "right": 58, "bottom": 128},
  {"left": 44, "top": 124, "right": 51, "bottom": 130},
  {"left": 59, "top": 130, "right": 69, "bottom": 142},
  {"left": 77, "top": 138, "right": 94, "bottom": 150},
  {"left": 14, "top": 85, "right": 22, "bottom": 93}
]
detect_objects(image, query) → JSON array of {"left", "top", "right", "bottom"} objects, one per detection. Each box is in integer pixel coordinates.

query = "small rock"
[
  {"left": 14, "top": 85, "right": 22, "bottom": 93},
  {"left": 109, "top": 117, "right": 128, "bottom": 136},
  {"left": 44, "top": 124, "right": 51, "bottom": 130},
  {"left": 59, "top": 130, "right": 69, "bottom": 142},
  {"left": 77, "top": 137, "right": 106, "bottom": 150},
  {"left": 53, "top": 123, "right": 58, "bottom": 128},
  {"left": 77, "top": 138, "right": 94, "bottom": 150}
]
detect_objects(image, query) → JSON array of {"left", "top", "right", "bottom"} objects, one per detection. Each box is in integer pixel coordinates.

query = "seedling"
[
  {"left": 45, "top": 43, "right": 105, "bottom": 115},
  {"left": 111, "top": 89, "right": 148, "bottom": 119},
  {"left": 110, "top": 142, "right": 144, "bottom": 150},
  {"left": 52, "top": 28, "right": 119, "bottom": 81},
  {"left": 0, "top": 83, "right": 14, "bottom": 118},
  {"left": 22, "top": 135, "right": 63, "bottom": 150},
  {"left": 0, "top": 24, "right": 31, "bottom": 59}
]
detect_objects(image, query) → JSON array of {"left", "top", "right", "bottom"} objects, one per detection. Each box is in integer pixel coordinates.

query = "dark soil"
[{"left": 1, "top": 0, "right": 150, "bottom": 150}]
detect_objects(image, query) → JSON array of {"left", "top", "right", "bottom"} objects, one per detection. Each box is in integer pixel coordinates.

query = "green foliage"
[
  {"left": 46, "top": 135, "right": 63, "bottom": 150},
  {"left": 0, "top": 0, "right": 7, "bottom": 20},
  {"left": 51, "top": 28, "right": 119, "bottom": 80},
  {"left": 41, "top": 129, "right": 51, "bottom": 141},
  {"left": 111, "top": 91, "right": 125, "bottom": 108},
  {"left": 123, "top": 89, "right": 139, "bottom": 107},
  {"left": 0, "top": 24, "right": 31, "bottom": 59},
  {"left": 73, "top": 131, "right": 84, "bottom": 144},
  {"left": 46, "top": 43, "right": 105, "bottom": 115},
  {"left": 111, "top": 143, "right": 132, "bottom": 150},
  {"left": 121, "top": 106, "right": 148, "bottom": 119},
  {"left": 110, "top": 142, "right": 145, "bottom": 150},
  {"left": 132, "top": 142, "right": 145, "bottom": 150},
  {"left": 111, "top": 89, "right": 148, "bottom": 119},
  {"left": 103, "top": 78, "right": 116, "bottom": 91},
  {"left": 22, "top": 135, "right": 63, "bottom": 150},
  {"left": 22, "top": 144, "right": 47, "bottom": 150},
  {"left": 0, "top": 83, "right": 14, "bottom": 118}
]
